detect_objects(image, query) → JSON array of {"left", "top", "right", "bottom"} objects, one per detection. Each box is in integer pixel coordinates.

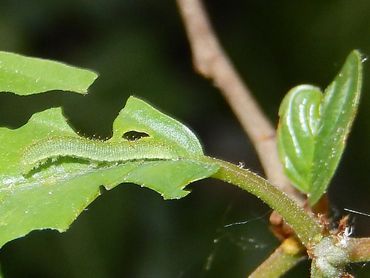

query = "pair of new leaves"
[
  {"left": 278, "top": 50, "right": 362, "bottom": 205},
  {"left": 0, "top": 50, "right": 362, "bottom": 247}
]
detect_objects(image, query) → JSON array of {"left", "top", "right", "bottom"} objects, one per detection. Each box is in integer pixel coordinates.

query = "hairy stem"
[
  {"left": 346, "top": 237, "right": 370, "bottom": 262},
  {"left": 206, "top": 157, "right": 322, "bottom": 246},
  {"left": 249, "top": 237, "right": 306, "bottom": 278},
  {"left": 176, "top": 0, "right": 303, "bottom": 203}
]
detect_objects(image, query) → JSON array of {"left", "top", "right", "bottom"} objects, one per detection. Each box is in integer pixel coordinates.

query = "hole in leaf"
[
  {"left": 99, "top": 185, "right": 108, "bottom": 195},
  {"left": 122, "top": 131, "right": 149, "bottom": 141}
]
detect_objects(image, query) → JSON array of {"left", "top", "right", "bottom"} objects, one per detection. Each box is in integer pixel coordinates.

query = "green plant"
[{"left": 0, "top": 47, "right": 369, "bottom": 277}]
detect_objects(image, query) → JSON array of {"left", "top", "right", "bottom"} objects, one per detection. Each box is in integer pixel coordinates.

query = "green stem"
[
  {"left": 249, "top": 237, "right": 306, "bottom": 278},
  {"left": 205, "top": 157, "right": 322, "bottom": 246}
]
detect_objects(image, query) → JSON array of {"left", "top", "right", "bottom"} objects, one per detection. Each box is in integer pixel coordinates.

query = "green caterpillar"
[{"left": 21, "top": 136, "right": 181, "bottom": 174}]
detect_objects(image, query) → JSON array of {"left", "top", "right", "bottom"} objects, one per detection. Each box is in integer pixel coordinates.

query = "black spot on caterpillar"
[{"left": 21, "top": 136, "right": 181, "bottom": 174}]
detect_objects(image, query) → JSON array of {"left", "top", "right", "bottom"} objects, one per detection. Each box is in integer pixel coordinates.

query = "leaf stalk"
[{"left": 206, "top": 157, "right": 322, "bottom": 246}]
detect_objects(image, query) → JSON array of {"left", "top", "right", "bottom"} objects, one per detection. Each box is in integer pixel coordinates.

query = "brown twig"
[
  {"left": 176, "top": 0, "right": 303, "bottom": 204},
  {"left": 346, "top": 238, "right": 370, "bottom": 262}
]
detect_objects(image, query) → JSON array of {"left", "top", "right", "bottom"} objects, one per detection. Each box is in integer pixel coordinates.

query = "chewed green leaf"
[
  {"left": 0, "top": 51, "right": 98, "bottom": 95},
  {"left": 0, "top": 159, "right": 216, "bottom": 248},
  {"left": 0, "top": 97, "right": 219, "bottom": 248},
  {"left": 111, "top": 96, "right": 203, "bottom": 155},
  {"left": 277, "top": 50, "right": 362, "bottom": 205}
]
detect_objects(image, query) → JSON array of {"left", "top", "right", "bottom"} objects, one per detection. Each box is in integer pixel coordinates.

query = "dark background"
[{"left": 0, "top": 0, "right": 369, "bottom": 277}]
